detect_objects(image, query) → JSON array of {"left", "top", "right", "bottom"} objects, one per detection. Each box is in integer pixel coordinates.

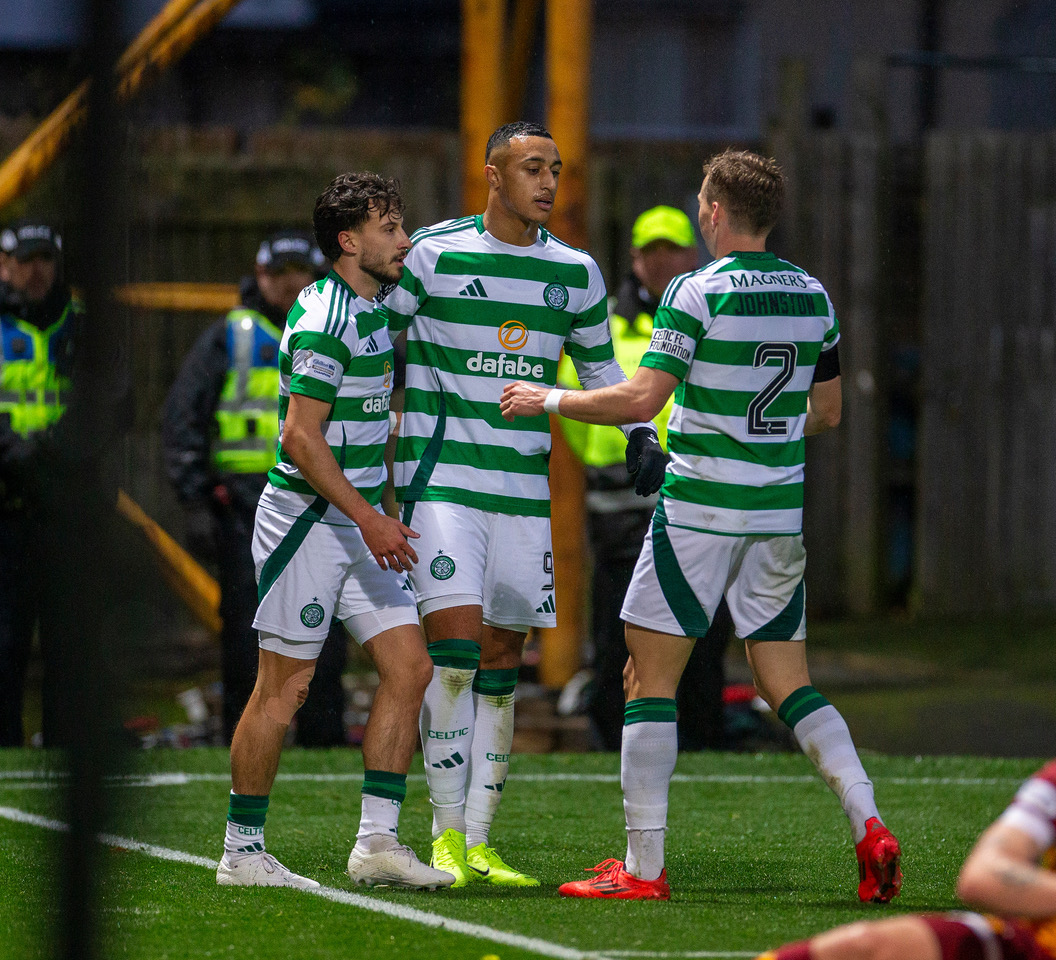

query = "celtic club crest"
[
  {"left": 299, "top": 602, "right": 325, "bottom": 627},
  {"left": 430, "top": 554, "right": 456, "bottom": 581},
  {"left": 543, "top": 280, "right": 569, "bottom": 311}
]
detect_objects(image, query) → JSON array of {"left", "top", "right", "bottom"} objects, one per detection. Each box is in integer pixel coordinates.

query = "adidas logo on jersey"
[
  {"left": 459, "top": 278, "right": 488, "bottom": 298},
  {"left": 536, "top": 594, "right": 555, "bottom": 614},
  {"left": 363, "top": 334, "right": 379, "bottom": 354}
]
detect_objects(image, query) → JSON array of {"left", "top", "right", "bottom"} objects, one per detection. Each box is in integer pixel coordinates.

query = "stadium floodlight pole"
[{"left": 0, "top": 0, "right": 246, "bottom": 214}]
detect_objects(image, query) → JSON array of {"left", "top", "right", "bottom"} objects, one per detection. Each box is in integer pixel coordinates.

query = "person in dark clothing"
[
  {"left": 0, "top": 220, "right": 121, "bottom": 747},
  {"left": 162, "top": 230, "right": 348, "bottom": 745}
]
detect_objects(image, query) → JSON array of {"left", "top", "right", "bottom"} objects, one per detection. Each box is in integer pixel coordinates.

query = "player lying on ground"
[
  {"left": 757, "top": 760, "right": 1056, "bottom": 960},
  {"left": 500, "top": 149, "right": 900, "bottom": 903}
]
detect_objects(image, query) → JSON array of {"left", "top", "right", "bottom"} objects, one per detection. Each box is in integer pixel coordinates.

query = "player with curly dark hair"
[{"left": 217, "top": 172, "right": 454, "bottom": 892}]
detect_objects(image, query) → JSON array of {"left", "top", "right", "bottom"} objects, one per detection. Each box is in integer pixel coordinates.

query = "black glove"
[{"left": 625, "top": 427, "right": 668, "bottom": 496}]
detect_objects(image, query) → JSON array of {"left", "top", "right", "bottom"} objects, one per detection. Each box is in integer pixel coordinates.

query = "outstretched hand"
[
  {"left": 357, "top": 510, "right": 420, "bottom": 571},
  {"left": 500, "top": 381, "right": 549, "bottom": 421},
  {"left": 625, "top": 427, "right": 668, "bottom": 496}
]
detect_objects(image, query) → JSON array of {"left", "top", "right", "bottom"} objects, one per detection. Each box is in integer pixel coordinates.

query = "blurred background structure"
[{"left": 2, "top": 0, "right": 1055, "bottom": 721}]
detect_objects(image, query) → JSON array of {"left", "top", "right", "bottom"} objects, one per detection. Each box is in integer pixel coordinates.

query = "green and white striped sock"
[{"left": 225, "top": 792, "right": 268, "bottom": 857}]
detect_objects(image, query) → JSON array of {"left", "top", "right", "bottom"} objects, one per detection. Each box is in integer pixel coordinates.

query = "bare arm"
[
  {"left": 804, "top": 375, "right": 842, "bottom": 436},
  {"left": 500, "top": 366, "right": 679, "bottom": 425},
  {"left": 282, "top": 392, "right": 418, "bottom": 571},
  {"left": 956, "top": 819, "right": 1056, "bottom": 918}
]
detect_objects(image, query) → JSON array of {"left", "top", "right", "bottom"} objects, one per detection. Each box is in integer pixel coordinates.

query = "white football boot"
[
  {"left": 347, "top": 843, "right": 456, "bottom": 890},
  {"left": 216, "top": 851, "right": 320, "bottom": 889}
]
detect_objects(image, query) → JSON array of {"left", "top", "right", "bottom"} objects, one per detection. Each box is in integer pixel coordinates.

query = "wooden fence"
[{"left": 918, "top": 132, "right": 1056, "bottom": 613}]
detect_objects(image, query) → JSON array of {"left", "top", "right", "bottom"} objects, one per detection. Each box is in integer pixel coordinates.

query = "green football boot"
[
  {"left": 429, "top": 828, "right": 475, "bottom": 889},
  {"left": 466, "top": 843, "right": 540, "bottom": 887}
]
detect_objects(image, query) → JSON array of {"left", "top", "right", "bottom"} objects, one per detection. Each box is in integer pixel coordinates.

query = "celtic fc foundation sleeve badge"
[{"left": 430, "top": 552, "right": 456, "bottom": 580}]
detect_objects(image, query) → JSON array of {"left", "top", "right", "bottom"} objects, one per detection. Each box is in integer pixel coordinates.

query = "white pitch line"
[
  {"left": 0, "top": 805, "right": 621, "bottom": 960},
  {"left": 604, "top": 953, "right": 760, "bottom": 958}
]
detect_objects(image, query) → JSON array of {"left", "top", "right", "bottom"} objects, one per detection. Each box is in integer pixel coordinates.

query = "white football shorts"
[
  {"left": 401, "top": 500, "right": 557, "bottom": 630},
  {"left": 252, "top": 500, "right": 419, "bottom": 660},
  {"left": 621, "top": 505, "right": 807, "bottom": 642}
]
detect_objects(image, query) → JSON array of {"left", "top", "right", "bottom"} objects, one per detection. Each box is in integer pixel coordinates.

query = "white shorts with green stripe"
[
  {"left": 621, "top": 508, "right": 807, "bottom": 642},
  {"left": 252, "top": 500, "right": 418, "bottom": 659},
  {"left": 400, "top": 500, "right": 557, "bottom": 631}
]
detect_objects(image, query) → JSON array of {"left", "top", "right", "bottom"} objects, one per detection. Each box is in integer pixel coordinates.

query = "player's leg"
[
  {"left": 561, "top": 515, "right": 722, "bottom": 900},
  {"left": 294, "top": 619, "right": 348, "bottom": 746},
  {"left": 622, "top": 624, "right": 696, "bottom": 881},
  {"left": 461, "top": 511, "right": 557, "bottom": 887},
  {"left": 735, "top": 536, "right": 900, "bottom": 903},
  {"left": 757, "top": 915, "right": 943, "bottom": 960},
  {"left": 416, "top": 602, "right": 482, "bottom": 884},
  {"left": 343, "top": 608, "right": 454, "bottom": 889},
  {"left": 463, "top": 622, "right": 537, "bottom": 886},
  {"left": 217, "top": 503, "right": 341, "bottom": 889},
  {"left": 405, "top": 501, "right": 487, "bottom": 876},
  {"left": 220, "top": 645, "right": 320, "bottom": 889}
]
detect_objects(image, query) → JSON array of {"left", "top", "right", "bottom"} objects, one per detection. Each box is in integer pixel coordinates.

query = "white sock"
[
  {"left": 465, "top": 670, "right": 518, "bottom": 849},
  {"left": 224, "top": 820, "right": 264, "bottom": 858},
  {"left": 780, "top": 687, "right": 880, "bottom": 843},
  {"left": 621, "top": 699, "right": 678, "bottom": 881},
  {"left": 419, "top": 640, "right": 480, "bottom": 838},
  {"left": 355, "top": 771, "right": 405, "bottom": 845}
]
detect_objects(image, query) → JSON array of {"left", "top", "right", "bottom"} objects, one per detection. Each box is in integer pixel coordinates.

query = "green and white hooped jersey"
[
  {"left": 640, "top": 251, "right": 840, "bottom": 536},
  {"left": 383, "top": 215, "right": 612, "bottom": 517},
  {"left": 259, "top": 270, "right": 396, "bottom": 527}
]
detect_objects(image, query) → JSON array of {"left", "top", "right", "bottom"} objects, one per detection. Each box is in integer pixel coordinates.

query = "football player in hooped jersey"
[
  {"left": 217, "top": 173, "right": 454, "bottom": 892},
  {"left": 757, "top": 761, "right": 1056, "bottom": 960},
  {"left": 382, "top": 121, "right": 666, "bottom": 887},
  {"left": 501, "top": 149, "right": 901, "bottom": 902}
]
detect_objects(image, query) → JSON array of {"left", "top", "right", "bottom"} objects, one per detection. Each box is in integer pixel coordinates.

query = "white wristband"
[
  {"left": 543, "top": 389, "right": 565, "bottom": 415},
  {"left": 388, "top": 410, "right": 399, "bottom": 436}
]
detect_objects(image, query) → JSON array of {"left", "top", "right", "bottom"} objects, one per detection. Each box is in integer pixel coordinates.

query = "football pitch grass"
[{"left": 0, "top": 750, "right": 1042, "bottom": 960}]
